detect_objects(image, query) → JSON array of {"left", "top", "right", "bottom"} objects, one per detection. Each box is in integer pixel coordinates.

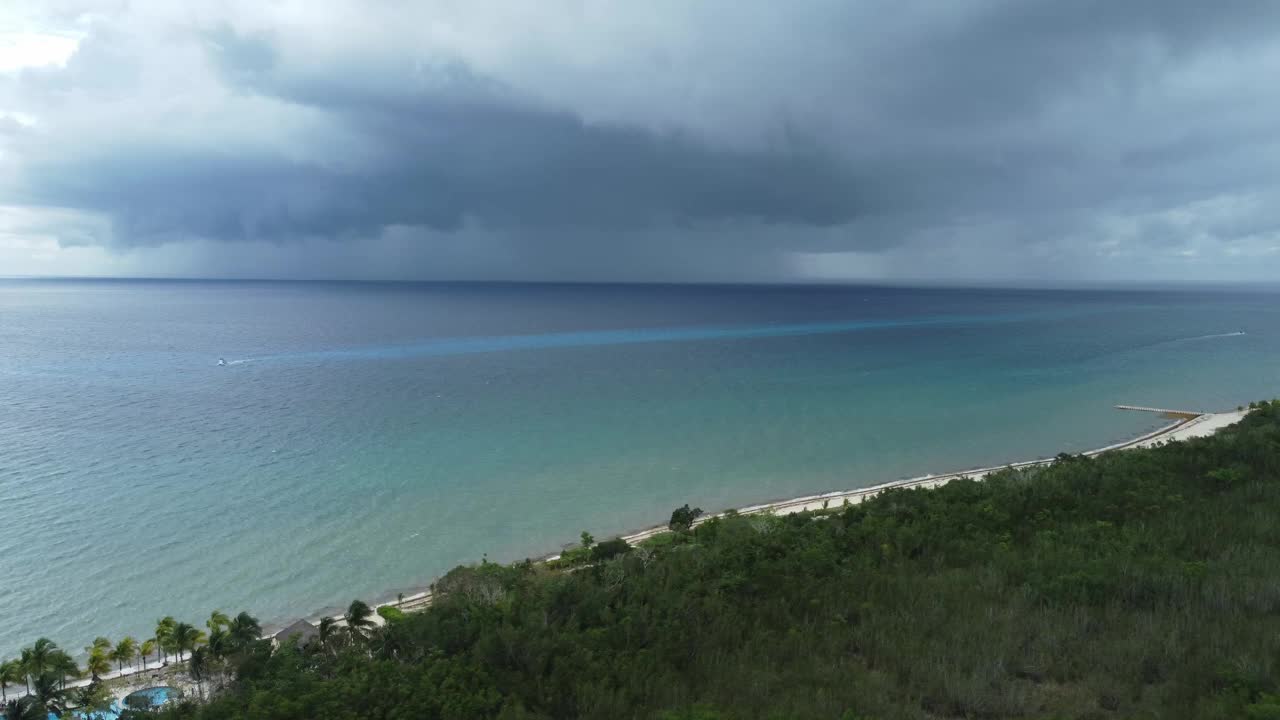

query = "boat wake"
[
  {"left": 1179, "top": 331, "right": 1246, "bottom": 342},
  {"left": 1130, "top": 331, "right": 1247, "bottom": 354}
]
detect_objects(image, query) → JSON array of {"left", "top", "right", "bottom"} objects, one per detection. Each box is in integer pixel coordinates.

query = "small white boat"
[{"left": 217, "top": 358, "right": 227, "bottom": 366}]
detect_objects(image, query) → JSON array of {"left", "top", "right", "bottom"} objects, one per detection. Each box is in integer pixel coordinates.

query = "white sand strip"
[{"left": 618, "top": 408, "right": 1249, "bottom": 539}]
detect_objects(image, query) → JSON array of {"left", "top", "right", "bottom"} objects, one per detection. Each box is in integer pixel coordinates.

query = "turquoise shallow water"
[{"left": 1, "top": 280, "right": 1278, "bottom": 659}]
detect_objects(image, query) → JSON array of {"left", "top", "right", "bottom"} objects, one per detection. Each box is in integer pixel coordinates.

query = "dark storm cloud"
[
  {"left": 874, "top": 0, "right": 1280, "bottom": 122},
  {"left": 11, "top": 23, "right": 864, "bottom": 247},
  {"left": 823, "top": 0, "right": 1280, "bottom": 213},
  {"left": 5, "top": 0, "right": 1280, "bottom": 281}
]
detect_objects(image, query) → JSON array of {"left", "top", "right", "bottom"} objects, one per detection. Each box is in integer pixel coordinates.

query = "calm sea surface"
[{"left": 1, "top": 280, "right": 1277, "bottom": 658}]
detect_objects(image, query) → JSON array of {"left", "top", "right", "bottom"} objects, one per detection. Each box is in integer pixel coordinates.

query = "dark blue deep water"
[{"left": 1, "top": 280, "right": 1277, "bottom": 657}]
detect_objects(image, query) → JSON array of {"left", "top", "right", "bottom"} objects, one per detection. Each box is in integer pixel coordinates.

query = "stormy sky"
[{"left": 3, "top": 1, "right": 1280, "bottom": 283}]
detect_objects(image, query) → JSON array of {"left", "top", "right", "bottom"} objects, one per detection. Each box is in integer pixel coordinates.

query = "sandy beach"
[
  {"left": 685, "top": 408, "right": 1248, "bottom": 522},
  {"left": 357, "top": 408, "right": 1252, "bottom": 622}
]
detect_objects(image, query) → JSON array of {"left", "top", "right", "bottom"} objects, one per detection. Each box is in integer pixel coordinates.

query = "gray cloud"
[
  {"left": 10, "top": 20, "right": 866, "bottom": 249},
  {"left": 3, "top": 0, "right": 1280, "bottom": 282}
]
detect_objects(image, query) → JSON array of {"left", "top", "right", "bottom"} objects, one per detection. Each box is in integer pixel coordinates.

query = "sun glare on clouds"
[{"left": 0, "top": 30, "right": 82, "bottom": 72}]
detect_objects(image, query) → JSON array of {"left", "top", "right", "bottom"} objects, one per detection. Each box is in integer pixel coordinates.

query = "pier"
[{"left": 1114, "top": 405, "right": 1203, "bottom": 419}]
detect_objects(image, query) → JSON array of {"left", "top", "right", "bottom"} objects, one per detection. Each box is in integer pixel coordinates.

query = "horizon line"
[{"left": 4, "top": 275, "right": 1280, "bottom": 293}]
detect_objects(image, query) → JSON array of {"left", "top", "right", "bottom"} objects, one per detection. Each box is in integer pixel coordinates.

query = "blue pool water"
[
  {"left": 0, "top": 686, "right": 176, "bottom": 719},
  {"left": 71, "top": 702, "right": 120, "bottom": 720},
  {"left": 123, "top": 686, "right": 177, "bottom": 709},
  {"left": 56, "top": 686, "right": 178, "bottom": 719}
]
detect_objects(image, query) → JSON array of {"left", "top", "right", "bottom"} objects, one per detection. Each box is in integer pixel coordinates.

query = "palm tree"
[
  {"left": 139, "top": 639, "right": 156, "bottom": 671},
  {"left": 206, "top": 625, "right": 234, "bottom": 671},
  {"left": 30, "top": 671, "right": 65, "bottom": 716},
  {"left": 0, "top": 659, "right": 23, "bottom": 702},
  {"left": 170, "top": 622, "right": 205, "bottom": 662},
  {"left": 207, "top": 610, "right": 231, "bottom": 632},
  {"left": 155, "top": 617, "right": 176, "bottom": 665},
  {"left": 4, "top": 696, "right": 43, "bottom": 720},
  {"left": 344, "top": 600, "right": 376, "bottom": 640},
  {"left": 227, "top": 611, "right": 262, "bottom": 650},
  {"left": 84, "top": 637, "right": 111, "bottom": 658},
  {"left": 317, "top": 617, "right": 337, "bottom": 644},
  {"left": 83, "top": 637, "right": 111, "bottom": 681},
  {"left": 85, "top": 648, "right": 110, "bottom": 682},
  {"left": 48, "top": 651, "right": 79, "bottom": 690},
  {"left": 204, "top": 628, "right": 229, "bottom": 688},
  {"left": 22, "top": 638, "right": 57, "bottom": 686},
  {"left": 315, "top": 616, "right": 341, "bottom": 655},
  {"left": 70, "top": 681, "right": 113, "bottom": 720},
  {"left": 17, "top": 649, "right": 32, "bottom": 694},
  {"left": 188, "top": 647, "right": 209, "bottom": 701},
  {"left": 206, "top": 628, "right": 229, "bottom": 660},
  {"left": 110, "top": 637, "right": 137, "bottom": 675}
]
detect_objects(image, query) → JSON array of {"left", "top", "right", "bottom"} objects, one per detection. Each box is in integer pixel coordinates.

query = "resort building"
[{"left": 271, "top": 619, "right": 319, "bottom": 648}]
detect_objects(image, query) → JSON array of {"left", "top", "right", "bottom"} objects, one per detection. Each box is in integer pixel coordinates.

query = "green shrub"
[{"left": 589, "top": 537, "right": 631, "bottom": 562}]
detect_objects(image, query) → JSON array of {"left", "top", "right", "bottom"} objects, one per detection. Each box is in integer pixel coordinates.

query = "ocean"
[{"left": 1, "top": 279, "right": 1277, "bottom": 659}]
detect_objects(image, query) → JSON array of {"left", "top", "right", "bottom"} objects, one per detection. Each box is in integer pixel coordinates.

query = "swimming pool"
[
  {"left": 0, "top": 685, "right": 181, "bottom": 720},
  {"left": 123, "top": 686, "right": 179, "bottom": 710},
  {"left": 72, "top": 704, "right": 119, "bottom": 720}
]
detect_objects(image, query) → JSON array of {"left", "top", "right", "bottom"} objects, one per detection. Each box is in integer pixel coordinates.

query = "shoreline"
[
  {"left": 290, "top": 406, "right": 1249, "bottom": 632},
  {"left": 20, "top": 406, "right": 1247, "bottom": 702},
  {"left": 565, "top": 408, "right": 1247, "bottom": 551}
]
